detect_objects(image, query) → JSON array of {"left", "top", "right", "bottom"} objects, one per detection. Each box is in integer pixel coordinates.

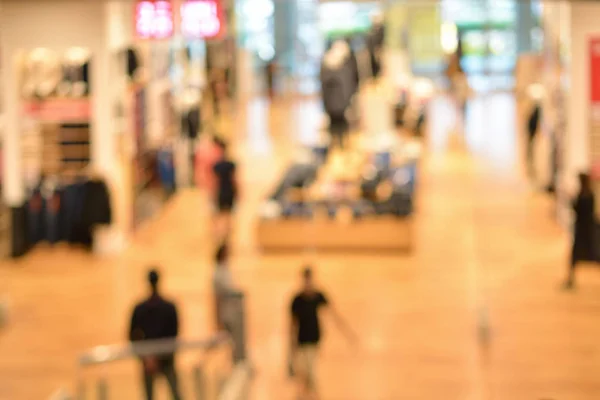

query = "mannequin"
[
  {"left": 366, "top": 13, "right": 385, "bottom": 78},
  {"left": 21, "top": 49, "right": 62, "bottom": 99},
  {"left": 57, "top": 47, "right": 91, "bottom": 97},
  {"left": 179, "top": 87, "right": 201, "bottom": 139},
  {"left": 320, "top": 40, "right": 354, "bottom": 149}
]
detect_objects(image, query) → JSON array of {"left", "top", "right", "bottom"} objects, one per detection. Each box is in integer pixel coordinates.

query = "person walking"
[
  {"left": 564, "top": 173, "right": 597, "bottom": 289},
  {"left": 265, "top": 59, "right": 277, "bottom": 100},
  {"left": 129, "top": 269, "right": 181, "bottom": 400},
  {"left": 213, "top": 242, "right": 235, "bottom": 331},
  {"left": 289, "top": 266, "right": 355, "bottom": 399},
  {"left": 526, "top": 103, "right": 542, "bottom": 180},
  {"left": 212, "top": 138, "right": 238, "bottom": 240}
]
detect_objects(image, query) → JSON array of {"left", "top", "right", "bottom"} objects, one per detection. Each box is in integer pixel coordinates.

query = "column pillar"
[
  {"left": 0, "top": 0, "right": 121, "bottom": 256},
  {"left": 516, "top": 0, "right": 536, "bottom": 54},
  {"left": 273, "top": 0, "right": 298, "bottom": 74}
]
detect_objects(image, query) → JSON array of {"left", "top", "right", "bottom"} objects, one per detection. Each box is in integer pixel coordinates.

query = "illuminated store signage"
[
  {"left": 135, "top": 0, "right": 174, "bottom": 39},
  {"left": 181, "top": 0, "right": 223, "bottom": 39}
]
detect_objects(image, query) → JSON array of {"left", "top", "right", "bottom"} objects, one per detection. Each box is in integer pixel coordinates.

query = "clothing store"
[
  {"left": 0, "top": 0, "right": 234, "bottom": 258},
  {"left": 0, "top": 0, "right": 122, "bottom": 257},
  {"left": 127, "top": 0, "right": 232, "bottom": 226},
  {"left": 256, "top": 18, "right": 424, "bottom": 252},
  {"left": 1, "top": 0, "right": 220, "bottom": 256}
]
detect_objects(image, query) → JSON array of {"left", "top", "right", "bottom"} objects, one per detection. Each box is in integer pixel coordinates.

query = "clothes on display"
[
  {"left": 270, "top": 163, "right": 319, "bottom": 202},
  {"left": 320, "top": 41, "right": 358, "bottom": 149},
  {"left": 366, "top": 22, "right": 385, "bottom": 78},
  {"left": 25, "top": 176, "right": 112, "bottom": 250},
  {"left": 264, "top": 147, "right": 417, "bottom": 221},
  {"left": 181, "top": 106, "right": 201, "bottom": 139},
  {"left": 125, "top": 48, "right": 141, "bottom": 80},
  {"left": 157, "top": 147, "right": 176, "bottom": 195},
  {"left": 21, "top": 48, "right": 91, "bottom": 99}
]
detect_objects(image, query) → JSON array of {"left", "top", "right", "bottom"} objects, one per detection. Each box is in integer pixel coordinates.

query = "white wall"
[
  {"left": 565, "top": 2, "right": 600, "bottom": 193},
  {"left": 0, "top": 0, "right": 114, "bottom": 205}
]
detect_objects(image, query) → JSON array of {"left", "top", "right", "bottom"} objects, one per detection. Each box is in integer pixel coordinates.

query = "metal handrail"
[{"left": 79, "top": 333, "right": 230, "bottom": 367}]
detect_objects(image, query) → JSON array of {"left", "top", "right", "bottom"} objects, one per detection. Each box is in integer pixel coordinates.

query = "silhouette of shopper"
[
  {"left": 129, "top": 269, "right": 181, "bottom": 400},
  {"left": 289, "top": 267, "right": 356, "bottom": 398},
  {"left": 564, "top": 173, "right": 597, "bottom": 289}
]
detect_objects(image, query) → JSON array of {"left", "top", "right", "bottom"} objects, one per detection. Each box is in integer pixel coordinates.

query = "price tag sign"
[
  {"left": 181, "top": 0, "right": 223, "bottom": 39},
  {"left": 135, "top": 0, "right": 174, "bottom": 39}
]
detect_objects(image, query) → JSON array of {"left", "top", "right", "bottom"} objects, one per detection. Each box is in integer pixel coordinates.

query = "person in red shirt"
[{"left": 195, "top": 134, "right": 224, "bottom": 197}]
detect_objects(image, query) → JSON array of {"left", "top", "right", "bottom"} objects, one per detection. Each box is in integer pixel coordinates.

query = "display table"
[
  {"left": 257, "top": 216, "right": 413, "bottom": 252},
  {"left": 256, "top": 136, "right": 420, "bottom": 252}
]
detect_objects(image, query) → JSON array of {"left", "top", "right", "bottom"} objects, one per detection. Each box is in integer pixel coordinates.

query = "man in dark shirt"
[
  {"left": 129, "top": 269, "right": 181, "bottom": 400},
  {"left": 290, "top": 266, "right": 355, "bottom": 398}
]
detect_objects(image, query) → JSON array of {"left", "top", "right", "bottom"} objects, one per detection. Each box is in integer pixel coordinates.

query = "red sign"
[
  {"left": 590, "top": 37, "right": 600, "bottom": 103},
  {"left": 135, "top": 0, "right": 174, "bottom": 39},
  {"left": 23, "top": 99, "right": 91, "bottom": 122},
  {"left": 181, "top": 0, "right": 224, "bottom": 39}
]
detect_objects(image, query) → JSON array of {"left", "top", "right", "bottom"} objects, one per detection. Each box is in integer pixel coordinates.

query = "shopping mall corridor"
[{"left": 2, "top": 94, "right": 600, "bottom": 399}]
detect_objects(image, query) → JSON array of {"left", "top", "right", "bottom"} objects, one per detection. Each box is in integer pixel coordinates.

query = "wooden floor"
[{"left": 2, "top": 95, "right": 600, "bottom": 400}]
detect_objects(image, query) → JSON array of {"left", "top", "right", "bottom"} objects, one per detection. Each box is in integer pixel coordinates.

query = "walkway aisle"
[{"left": 1, "top": 96, "right": 600, "bottom": 399}]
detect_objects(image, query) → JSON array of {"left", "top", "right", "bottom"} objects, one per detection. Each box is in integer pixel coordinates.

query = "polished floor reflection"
[{"left": 1, "top": 94, "right": 599, "bottom": 400}]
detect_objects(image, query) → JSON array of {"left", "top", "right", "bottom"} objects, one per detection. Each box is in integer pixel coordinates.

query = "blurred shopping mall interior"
[{"left": 1, "top": 0, "right": 600, "bottom": 399}]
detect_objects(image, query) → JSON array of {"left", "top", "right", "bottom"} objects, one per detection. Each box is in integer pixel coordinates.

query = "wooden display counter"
[{"left": 256, "top": 216, "right": 413, "bottom": 252}]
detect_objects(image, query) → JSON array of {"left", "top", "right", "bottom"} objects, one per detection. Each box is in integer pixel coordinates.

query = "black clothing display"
[
  {"left": 571, "top": 193, "right": 596, "bottom": 265},
  {"left": 291, "top": 291, "right": 328, "bottom": 345},
  {"left": 320, "top": 45, "right": 356, "bottom": 148},
  {"left": 321, "top": 70, "right": 350, "bottom": 118},
  {"left": 181, "top": 107, "right": 201, "bottom": 139},
  {"left": 213, "top": 160, "right": 237, "bottom": 211},
  {"left": 81, "top": 179, "right": 112, "bottom": 227},
  {"left": 24, "top": 177, "right": 112, "bottom": 251},
  {"left": 126, "top": 48, "right": 141, "bottom": 79},
  {"left": 366, "top": 24, "right": 385, "bottom": 77},
  {"left": 526, "top": 104, "right": 542, "bottom": 178}
]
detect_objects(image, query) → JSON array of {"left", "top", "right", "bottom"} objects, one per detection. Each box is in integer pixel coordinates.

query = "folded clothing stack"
[{"left": 270, "top": 163, "right": 318, "bottom": 202}]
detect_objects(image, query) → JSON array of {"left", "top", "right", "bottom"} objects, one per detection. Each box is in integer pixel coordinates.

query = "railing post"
[
  {"left": 96, "top": 378, "right": 108, "bottom": 400},
  {"left": 193, "top": 365, "right": 206, "bottom": 400},
  {"left": 230, "top": 292, "right": 247, "bottom": 364}
]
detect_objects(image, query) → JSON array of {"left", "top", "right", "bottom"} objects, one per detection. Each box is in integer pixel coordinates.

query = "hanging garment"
[
  {"left": 181, "top": 107, "right": 201, "bottom": 139},
  {"left": 321, "top": 73, "right": 348, "bottom": 119},
  {"left": 26, "top": 187, "right": 45, "bottom": 246},
  {"left": 81, "top": 179, "right": 112, "bottom": 227},
  {"left": 270, "top": 164, "right": 318, "bottom": 202},
  {"left": 61, "top": 181, "right": 86, "bottom": 243},
  {"left": 126, "top": 48, "right": 140, "bottom": 79},
  {"left": 43, "top": 185, "right": 62, "bottom": 244},
  {"left": 157, "top": 148, "right": 176, "bottom": 193}
]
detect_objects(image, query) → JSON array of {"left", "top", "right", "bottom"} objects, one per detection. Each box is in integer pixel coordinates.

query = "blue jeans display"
[
  {"left": 157, "top": 149, "right": 176, "bottom": 193},
  {"left": 281, "top": 201, "right": 313, "bottom": 218}
]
